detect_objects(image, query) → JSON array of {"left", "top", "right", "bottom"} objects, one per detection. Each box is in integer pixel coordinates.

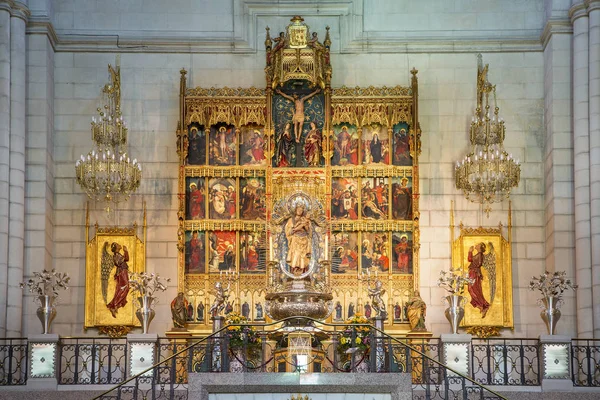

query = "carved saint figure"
[
  {"left": 224, "top": 301, "right": 233, "bottom": 315},
  {"left": 347, "top": 302, "right": 355, "bottom": 318},
  {"left": 368, "top": 279, "right": 387, "bottom": 318},
  {"left": 285, "top": 203, "right": 312, "bottom": 275},
  {"left": 334, "top": 301, "right": 343, "bottom": 320},
  {"left": 242, "top": 301, "right": 250, "bottom": 319},
  {"left": 106, "top": 242, "right": 130, "bottom": 318},
  {"left": 406, "top": 291, "right": 427, "bottom": 331},
  {"left": 255, "top": 302, "right": 264, "bottom": 320},
  {"left": 276, "top": 88, "right": 320, "bottom": 143},
  {"left": 196, "top": 301, "right": 205, "bottom": 322},
  {"left": 209, "top": 281, "right": 231, "bottom": 318},
  {"left": 394, "top": 302, "right": 402, "bottom": 321},
  {"left": 171, "top": 292, "right": 189, "bottom": 329},
  {"left": 187, "top": 302, "right": 194, "bottom": 321}
]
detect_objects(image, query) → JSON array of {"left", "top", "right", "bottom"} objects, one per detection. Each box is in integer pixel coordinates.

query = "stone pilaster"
[
  {"left": 588, "top": 0, "right": 600, "bottom": 338},
  {"left": 0, "top": 5, "right": 11, "bottom": 339},
  {"left": 7, "top": 5, "right": 27, "bottom": 337},
  {"left": 542, "top": 2, "right": 577, "bottom": 336},
  {"left": 23, "top": 24, "right": 55, "bottom": 335},
  {"left": 570, "top": 1, "right": 593, "bottom": 337},
  {"left": 0, "top": 0, "right": 29, "bottom": 338}
]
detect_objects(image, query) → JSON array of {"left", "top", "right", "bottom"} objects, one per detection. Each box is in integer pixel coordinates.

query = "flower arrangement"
[
  {"left": 224, "top": 312, "right": 261, "bottom": 356},
  {"left": 128, "top": 272, "right": 170, "bottom": 298},
  {"left": 20, "top": 269, "right": 70, "bottom": 299},
  {"left": 337, "top": 313, "right": 371, "bottom": 356},
  {"left": 529, "top": 271, "right": 577, "bottom": 298},
  {"left": 437, "top": 269, "right": 475, "bottom": 295}
]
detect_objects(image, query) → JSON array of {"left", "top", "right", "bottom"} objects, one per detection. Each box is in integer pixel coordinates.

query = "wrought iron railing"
[
  {"left": 571, "top": 339, "right": 600, "bottom": 387},
  {"left": 91, "top": 318, "right": 507, "bottom": 400},
  {"left": 2, "top": 333, "right": 599, "bottom": 395},
  {"left": 0, "top": 338, "right": 27, "bottom": 385},
  {"left": 471, "top": 338, "right": 540, "bottom": 386},
  {"left": 59, "top": 337, "right": 127, "bottom": 384}
]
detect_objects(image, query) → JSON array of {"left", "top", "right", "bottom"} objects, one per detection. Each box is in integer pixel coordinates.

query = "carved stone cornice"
[
  {"left": 0, "top": 0, "right": 30, "bottom": 21},
  {"left": 16, "top": 0, "right": 546, "bottom": 54},
  {"left": 25, "top": 15, "right": 58, "bottom": 49},
  {"left": 587, "top": 0, "right": 600, "bottom": 12},
  {"left": 570, "top": 3, "right": 589, "bottom": 22},
  {"left": 541, "top": 18, "right": 573, "bottom": 50}
]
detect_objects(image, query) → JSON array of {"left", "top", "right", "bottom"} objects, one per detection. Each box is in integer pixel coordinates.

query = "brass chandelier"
[
  {"left": 75, "top": 61, "right": 142, "bottom": 212},
  {"left": 455, "top": 55, "right": 520, "bottom": 217}
]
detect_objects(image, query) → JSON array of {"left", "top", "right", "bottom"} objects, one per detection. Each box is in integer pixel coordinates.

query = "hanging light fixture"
[
  {"left": 75, "top": 59, "right": 142, "bottom": 213},
  {"left": 454, "top": 54, "right": 520, "bottom": 217}
]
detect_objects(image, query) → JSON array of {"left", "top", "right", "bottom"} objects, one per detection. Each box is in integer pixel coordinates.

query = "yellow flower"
[{"left": 356, "top": 337, "right": 362, "bottom": 344}]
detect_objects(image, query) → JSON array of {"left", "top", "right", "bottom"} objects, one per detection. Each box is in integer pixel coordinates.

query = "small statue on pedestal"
[
  {"left": 406, "top": 290, "right": 427, "bottom": 332},
  {"left": 171, "top": 292, "right": 188, "bottom": 329}
]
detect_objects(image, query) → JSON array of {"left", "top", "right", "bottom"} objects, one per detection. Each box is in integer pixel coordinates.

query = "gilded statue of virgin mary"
[{"left": 271, "top": 192, "right": 327, "bottom": 279}]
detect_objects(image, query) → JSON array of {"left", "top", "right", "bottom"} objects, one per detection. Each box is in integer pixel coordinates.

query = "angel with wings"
[
  {"left": 467, "top": 242, "right": 496, "bottom": 318},
  {"left": 101, "top": 242, "right": 130, "bottom": 318}
]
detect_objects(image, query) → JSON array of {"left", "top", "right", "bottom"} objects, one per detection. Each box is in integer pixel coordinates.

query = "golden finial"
[
  {"left": 324, "top": 26, "right": 331, "bottom": 49},
  {"left": 265, "top": 26, "right": 272, "bottom": 50}
]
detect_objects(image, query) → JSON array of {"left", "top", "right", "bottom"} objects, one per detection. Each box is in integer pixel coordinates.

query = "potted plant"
[
  {"left": 224, "top": 312, "right": 261, "bottom": 372},
  {"left": 128, "top": 272, "right": 170, "bottom": 334},
  {"left": 529, "top": 271, "right": 577, "bottom": 335},
  {"left": 337, "top": 313, "right": 371, "bottom": 371},
  {"left": 437, "top": 269, "right": 474, "bottom": 334},
  {"left": 20, "top": 269, "right": 70, "bottom": 334}
]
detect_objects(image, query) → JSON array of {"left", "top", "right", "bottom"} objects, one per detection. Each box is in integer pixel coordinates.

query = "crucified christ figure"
[{"left": 276, "top": 88, "right": 320, "bottom": 143}]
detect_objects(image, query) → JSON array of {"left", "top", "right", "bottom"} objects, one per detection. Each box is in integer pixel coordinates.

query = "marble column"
[
  {"left": 7, "top": 4, "right": 27, "bottom": 337},
  {"left": 570, "top": 1, "right": 593, "bottom": 337},
  {"left": 588, "top": 0, "right": 600, "bottom": 338},
  {"left": 0, "top": 4, "right": 11, "bottom": 338}
]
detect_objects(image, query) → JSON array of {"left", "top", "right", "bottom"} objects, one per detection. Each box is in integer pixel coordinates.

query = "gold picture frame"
[
  {"left": 450, "top": 202, "right": 514, "bottom": 332},
  {"left": 84, "top": 204, "right": 146, "bottom": 333}
]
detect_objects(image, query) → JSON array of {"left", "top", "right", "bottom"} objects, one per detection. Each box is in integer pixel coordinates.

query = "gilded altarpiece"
[{"left": 174, "top": 17, "right": 422, "bottom": 333}]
